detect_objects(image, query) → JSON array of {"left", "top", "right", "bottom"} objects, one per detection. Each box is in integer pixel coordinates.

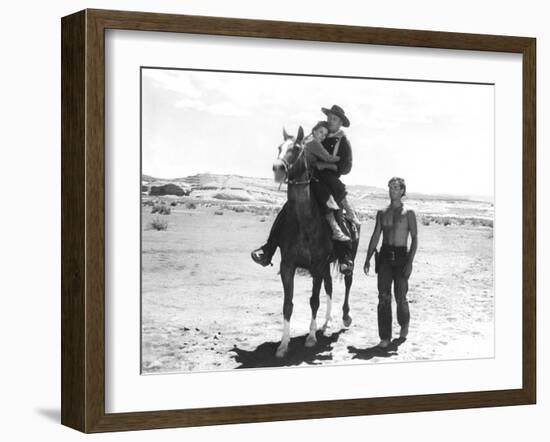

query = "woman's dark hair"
[{"left": 311, "top": 121, "right": 328, "bottom": 133}]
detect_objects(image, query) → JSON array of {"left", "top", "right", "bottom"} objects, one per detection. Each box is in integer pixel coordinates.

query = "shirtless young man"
[{"left": 363, "top": 177, "right": 418, "bottom": 348}]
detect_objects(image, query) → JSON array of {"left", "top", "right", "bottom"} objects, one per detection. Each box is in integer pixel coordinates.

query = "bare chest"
[{"left": 381, "top": 209, "right": 409, "bottom": 230}]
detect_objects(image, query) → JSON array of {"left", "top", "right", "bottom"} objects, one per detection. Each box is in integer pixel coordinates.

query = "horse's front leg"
[
  {"left": 321, "top": 268, "right": 333, "bottom": 335},
  {"left": 306, "top": 275, "right": 323, "bottom": 347},
  {"left": 343, "top": 273, "right": 353, "bottom": 327},
  {"left": 276, "top": 263, "right": 296, "bottom": 358}
]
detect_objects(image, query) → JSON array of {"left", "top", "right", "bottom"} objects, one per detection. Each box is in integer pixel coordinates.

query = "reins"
[{"left": 283, "top": 143, "right": 312, "bottom": 186}]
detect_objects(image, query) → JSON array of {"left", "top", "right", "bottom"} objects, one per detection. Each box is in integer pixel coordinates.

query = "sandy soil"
[{"left": 141, "top": 204, "right": 494, "bottom": 374}]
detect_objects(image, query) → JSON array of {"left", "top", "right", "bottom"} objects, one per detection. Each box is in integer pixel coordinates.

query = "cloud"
[
  {"left": 174, "top": 98, "right": 248, "bottom": 117},
  {"left": 143, "top": 69, "right": 202, "bottom": 99}
]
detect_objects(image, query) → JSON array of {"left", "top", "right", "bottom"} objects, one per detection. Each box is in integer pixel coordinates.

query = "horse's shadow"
[
  {"left": 231, "top": 329, "right": 346, "bottom": 369},
  {"left": 347, "top": 338, "right": 407, "bottom": 361}
]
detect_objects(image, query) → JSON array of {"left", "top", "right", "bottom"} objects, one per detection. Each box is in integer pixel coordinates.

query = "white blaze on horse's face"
[
  {"left": 272, "top": 138, "right": 295, "bottom": 183},
  {"left": 276, "top": 139, "right": 294, "bottom": 161}
]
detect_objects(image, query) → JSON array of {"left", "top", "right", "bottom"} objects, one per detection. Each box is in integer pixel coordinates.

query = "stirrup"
[{"left": 339, "top": 262, "right": 353, "bottom": 274}]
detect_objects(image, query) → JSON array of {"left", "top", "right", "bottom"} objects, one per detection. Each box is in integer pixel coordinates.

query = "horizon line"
[{"left": 142, "top": 171, "right": 494, "bottom": 202}]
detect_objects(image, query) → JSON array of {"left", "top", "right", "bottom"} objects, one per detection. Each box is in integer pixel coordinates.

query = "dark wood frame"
[{"left": 61, "top": 9, "right": 536, "bottom": 433}]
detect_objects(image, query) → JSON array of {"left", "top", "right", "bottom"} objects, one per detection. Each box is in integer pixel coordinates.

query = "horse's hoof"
[
  {"left": 276, "top": 345, "right": 288, "bottom": 358},
  {"left": 343, "top": 316, "right": 352, "bottom": 328},
  {"left": 305, "top": 335, "right": 317, "bottom": 348},
  {"left": 321, "top": 321, "right": 332, "bottom": 335}
]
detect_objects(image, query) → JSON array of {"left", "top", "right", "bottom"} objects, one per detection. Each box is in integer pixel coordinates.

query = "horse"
[{"left": 271, "top": 126, "right": 360, "bottom": 358}]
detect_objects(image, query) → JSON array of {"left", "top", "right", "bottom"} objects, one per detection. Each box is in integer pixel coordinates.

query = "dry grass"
[
  {"left": 147, "top": 217, "right": 168, "bottom": 231},
  {"left": 152, "top": 204, "right": 171, "bottom": 215}
]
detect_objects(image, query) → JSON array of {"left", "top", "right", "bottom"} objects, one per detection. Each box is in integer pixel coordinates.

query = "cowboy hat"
[{"left": 321, "top": 104, "right": 350, "bottom": 127}]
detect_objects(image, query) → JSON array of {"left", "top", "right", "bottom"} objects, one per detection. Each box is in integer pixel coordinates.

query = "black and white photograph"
[{"left": 140, "top": 67, "right": 495, "bottom": 374}]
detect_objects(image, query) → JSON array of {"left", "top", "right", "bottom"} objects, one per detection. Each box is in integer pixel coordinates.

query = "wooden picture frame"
[{"left": 61, "top": 9, "right": 536, "bottom": 433}]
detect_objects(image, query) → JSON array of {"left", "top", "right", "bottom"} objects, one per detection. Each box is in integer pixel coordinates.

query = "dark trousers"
[
  {"left": 265, "top": 203, "right": 288, "bottom": 251},
  {"left": 315, "top": 170, "right": 347, "bottom": 203},
  {"left": 377, "top": 245, "right": 411, "bottom": 341},
  {"left": 310, "top": 179, "right": 332, "bottom": 214}
]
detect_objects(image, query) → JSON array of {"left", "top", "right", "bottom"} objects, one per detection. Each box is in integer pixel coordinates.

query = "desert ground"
[{"left": 141, "top": 175, "right": 494, "bottom": 374}]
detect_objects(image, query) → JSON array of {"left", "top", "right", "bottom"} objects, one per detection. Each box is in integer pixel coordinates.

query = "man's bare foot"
[
  {"left": 377, "top": 339, "right": 391, "bottom": 349},
  {"left": 399, "top": 324, "right": 409, "bottom": 339}
]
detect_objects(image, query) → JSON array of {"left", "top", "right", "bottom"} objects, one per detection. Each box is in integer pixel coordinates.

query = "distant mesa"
[
  {"left": 142, "top": 174, "right": 160, "bottom": 182},
  {"left": 142, "top": 172, "right": 284, "bottom": 203},
  {"left": 141, "top": 173, "right": 493, "bottom": 214},
  {"left": 149, "top": 183, "right": 190, "bottom": 197}
]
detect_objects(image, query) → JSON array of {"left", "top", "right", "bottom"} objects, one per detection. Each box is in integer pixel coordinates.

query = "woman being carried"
[{"left": 303, "top": 121, "right": 352, "bottom": 242}]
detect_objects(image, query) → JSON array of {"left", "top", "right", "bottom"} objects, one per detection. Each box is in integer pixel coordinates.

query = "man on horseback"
[
  {"left": 268, "top": 125, "right": 359, "bottom": 357},
  {"left": 303, "top": 121, "right": 351, "bottom": 242},
  {"left": 251, "top": 104, "right": 360, "bottom": 268}
]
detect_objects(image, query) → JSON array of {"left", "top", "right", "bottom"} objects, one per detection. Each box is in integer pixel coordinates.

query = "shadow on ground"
[
  {"left": 347, "top": 338, "right": 407, "bottom": 361},
  {"left": 231, "top": 329, "right": 346, "bottom": 368}
]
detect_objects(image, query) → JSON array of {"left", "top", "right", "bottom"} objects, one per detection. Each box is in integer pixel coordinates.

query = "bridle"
[{"left": 278, "top": 141, "right": 312, "bottom": 186}]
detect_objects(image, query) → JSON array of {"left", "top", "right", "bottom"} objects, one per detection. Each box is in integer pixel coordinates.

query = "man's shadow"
[
  {"left": 347, "top": 337, "right": 407, "bottom": 361},
  {"left": 231, "top": 329, "right": 346, "bottom": 368}
]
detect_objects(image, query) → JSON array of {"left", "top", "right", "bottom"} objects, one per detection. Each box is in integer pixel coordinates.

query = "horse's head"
[{"left": 272, "top": 126, "right": 305, "bottom": 184}]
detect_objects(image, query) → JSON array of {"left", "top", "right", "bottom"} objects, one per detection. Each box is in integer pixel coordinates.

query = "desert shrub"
[
  {"left": 142, "top": 200, "right": 154, "bottom": 207},
  {"left": 185, "top": 202, "right": 197, "bottom": 209},
  {"left": 214, "top": 210, "right": 224, "bottom": 215},
  {"left": 359, "top": 211, "right": 376, "bottom": 221},
  {"left": 421, "top": 217, "right": 431, "bottom": 226},
  {"left": 170, "top": 201, "right": 177, "bottom": 207},
  {"left": 259, "top": 217, "right": 266, "bottom": 222},
  {"left": 148, "top": 217, "right": 168, "bottom": 231},
  {"left": 479, "top": 218, "right": 493, "bottom": 228},
  {"left": 231, "top": 206, "right": 245, "bottom": 213},
  {"left": 152, "top": 204, "right": 171, "bottom": 215},
  {"left": 442, "top": 217, "right": 451, "bottom": 226}
]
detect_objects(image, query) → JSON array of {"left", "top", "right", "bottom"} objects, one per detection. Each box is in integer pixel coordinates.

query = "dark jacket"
[{"left": 321, "top": 131, "right": 352, "bottom": 176}]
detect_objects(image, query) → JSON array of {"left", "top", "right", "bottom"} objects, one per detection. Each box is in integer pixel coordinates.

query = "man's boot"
[
  {"left": 340, "top": 197, "right": 361, "bottom": 226},
  {"left": 325, "top": 212, "right": 351, "bottom": 242},
  {"left": 251, "top": 203, "right": 287, "bottom": 267}
]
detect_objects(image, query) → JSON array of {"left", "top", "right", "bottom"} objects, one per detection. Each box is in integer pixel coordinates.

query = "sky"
[{"left": 141, "top": 68, "right": 494, "bottom": 198}]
